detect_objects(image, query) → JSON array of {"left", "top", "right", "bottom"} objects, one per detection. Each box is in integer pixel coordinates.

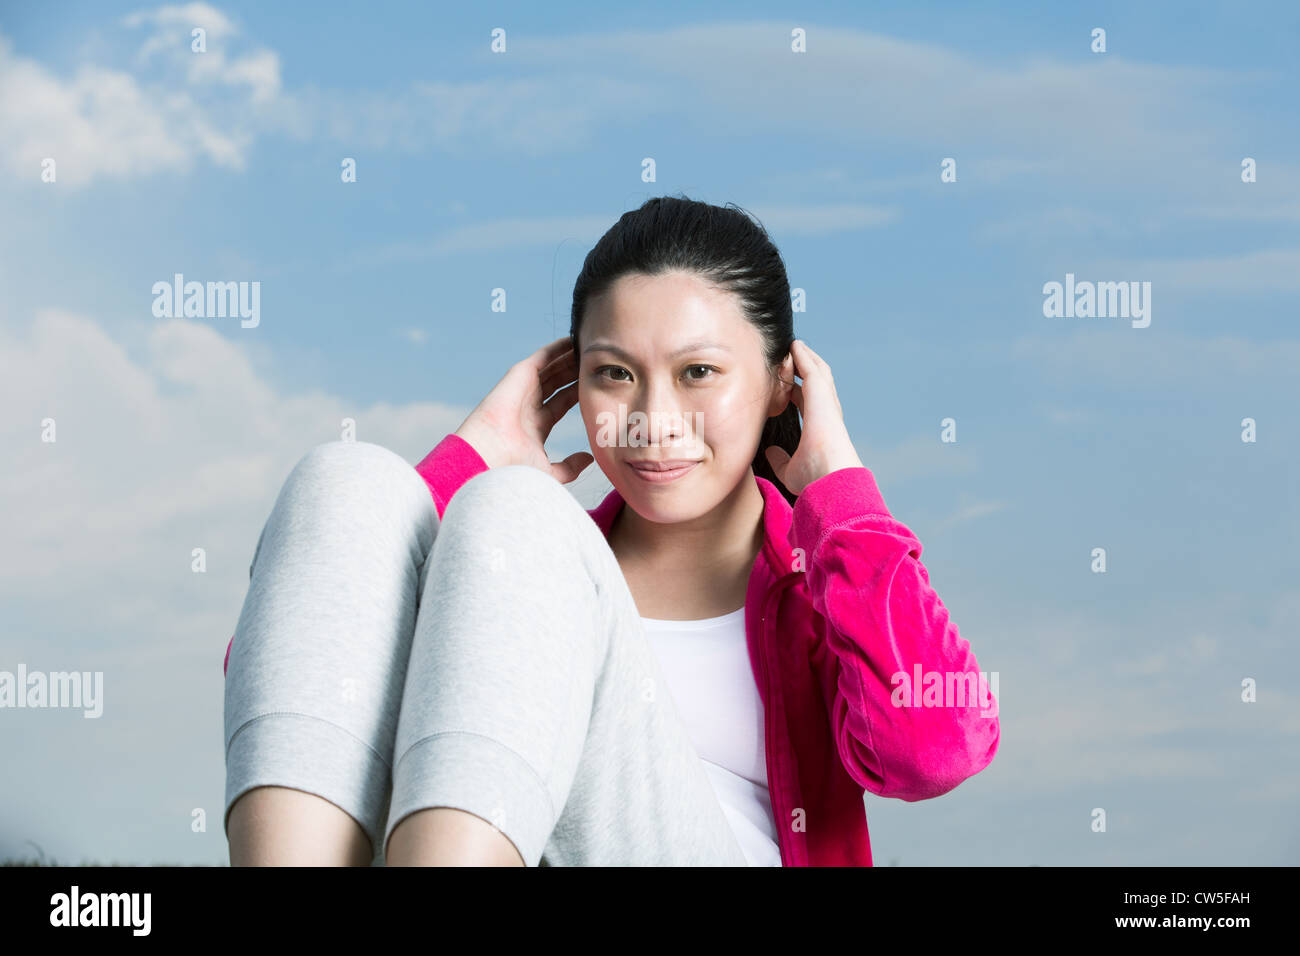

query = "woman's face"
[{"left": 577, "top": 270, "right": 790, "bottom": 526}]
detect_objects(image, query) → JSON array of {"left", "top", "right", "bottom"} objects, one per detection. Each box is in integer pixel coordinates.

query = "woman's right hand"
[{"left": 453, "top": 335, "right": 594, "bottom": 484}]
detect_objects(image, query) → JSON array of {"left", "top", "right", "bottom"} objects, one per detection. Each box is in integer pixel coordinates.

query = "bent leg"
[
  {"left": 223, "top": 440, "right": 439, "bottom": 865},
  {"left": 383, "top": 464, "right": 748, "bottom": 866}
]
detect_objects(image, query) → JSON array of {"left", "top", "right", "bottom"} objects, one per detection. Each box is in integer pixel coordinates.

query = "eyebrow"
[{"left": 581, "top": 340, "right": 732, "bottom": 361}]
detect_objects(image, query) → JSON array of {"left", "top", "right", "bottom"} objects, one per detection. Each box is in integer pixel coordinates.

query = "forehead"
[{"left": 582, "top": 271, "right": 758, "bottom": 352}]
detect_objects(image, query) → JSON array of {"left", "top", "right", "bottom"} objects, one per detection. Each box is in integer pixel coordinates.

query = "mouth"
[{"left": 625, "top": 459, "right": 701, "bottom": 484}]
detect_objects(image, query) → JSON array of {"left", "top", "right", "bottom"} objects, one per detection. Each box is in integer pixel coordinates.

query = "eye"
[
  {"left": 593, "top": 364, "right": 718, "bottom": 383},
  {"left": 685, "top": 364, "right": 718, "bottom": 381}
]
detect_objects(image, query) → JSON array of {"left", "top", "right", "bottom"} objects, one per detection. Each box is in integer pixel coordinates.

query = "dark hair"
[{"left": 569, "top": 194, "right": 801, "bottom": 507}]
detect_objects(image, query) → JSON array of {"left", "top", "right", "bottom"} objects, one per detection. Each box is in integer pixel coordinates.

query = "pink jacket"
[{"left": 224, "top": 433, "right": 999, "bottom": 866}]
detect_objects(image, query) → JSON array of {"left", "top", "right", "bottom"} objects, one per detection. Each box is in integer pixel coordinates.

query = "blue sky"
[{"left": 1, "top": 0, "right": 1297, "bottom": 866}]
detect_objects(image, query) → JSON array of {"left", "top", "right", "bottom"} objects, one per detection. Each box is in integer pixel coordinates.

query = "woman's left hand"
[{"left": 764, "top": 339, "right": 865, "bottom": 495}]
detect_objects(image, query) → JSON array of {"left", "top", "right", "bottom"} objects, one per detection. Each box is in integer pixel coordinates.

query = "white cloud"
[
  {"left": 0, "top": 1, "right": 280, "bottom": 187},
  {"left": 0, "top": 308, "right": 470, "bottom": 589},
  {"left": 123, "top": 3, "right": 280, "bottom": 103},
  {"left": 123, "top": 2, "right": 239, "bottom": 41},
  {"left": 0, "top": 32, "right": 247, "bottom": 185}
]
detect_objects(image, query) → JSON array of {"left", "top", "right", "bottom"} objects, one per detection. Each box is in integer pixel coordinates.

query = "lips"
[
  {"left": 626, "top": 459, "right": 701, "bottom": 472},
  {"left": 626, "top": 459, "right": 701, "bottom": 484}
]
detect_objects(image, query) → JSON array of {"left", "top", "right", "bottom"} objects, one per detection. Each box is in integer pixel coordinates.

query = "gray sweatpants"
[{"left": 223, "top": 440, "right": 750, "bottom": 866}]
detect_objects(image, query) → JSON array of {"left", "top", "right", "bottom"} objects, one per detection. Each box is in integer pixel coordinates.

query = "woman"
[{"left": 223, "top": 195, "right": 999, "bottom": 866}]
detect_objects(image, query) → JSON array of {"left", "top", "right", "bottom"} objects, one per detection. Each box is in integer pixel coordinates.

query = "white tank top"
[{"left": 640, "top": 607, "right": 782, "bottom": 866}]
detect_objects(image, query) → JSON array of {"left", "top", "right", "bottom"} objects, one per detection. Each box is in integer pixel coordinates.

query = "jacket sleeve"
[
  {"left": 790, "top": 466, "right": 999, "bottom": 801},
  {"left": 223, "top": 433, "right": 491, "bottom": 677},
  {"left": 413, "top": 431, "right": 492, "bottom": 521}
]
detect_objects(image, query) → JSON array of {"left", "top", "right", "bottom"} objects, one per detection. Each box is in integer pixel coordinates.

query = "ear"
[{"left": 766, "top": 352, "right": 795, "bottom": 417}]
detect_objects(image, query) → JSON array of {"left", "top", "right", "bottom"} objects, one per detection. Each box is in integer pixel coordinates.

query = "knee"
[
  {"left": 447, "top": 464, "right": 584, "bottom": 528},
  {"left": 292, "top": 439, "right": 411, "bottom": 483},
  {"left": 280, "top": 440, "right": 435, "bottom": 531},
  {"left": 283, "top": 440, "right": 430, "bottom": 507}
]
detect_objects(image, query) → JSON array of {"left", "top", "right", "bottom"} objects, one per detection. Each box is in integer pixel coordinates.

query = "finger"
[
  {"left": 785, "top": 341, "right": 805, "bottom": 379},
  {"left": 525, "top": 335, "right": 575, "bottom": 372},
  {"left": 765, "top": 445, "right": 791, "bottom": 479},
  {"left": 788, "top": 350, "right": 844, "bottom": 430},
  {"left": 551, "top": 450, "right": 593, "bottom": 484},
  {"left": 539, "top": 379, "right": 580, "bottom": 429},
  {"left": 509, "top": 338, "right": 572, "bottom": 397},
  {"left": 539, "top": 336, "right": 577, "bottom": 367},
  {"left": 792, "top": 344, "right": 836, "bottom": 406},
  {"left": 538, "top": 348, "right": 579, "bottom": 399},
  {"left": 794, "top": 339, "right": 831, "bottom": 378},
  {"left": 791, "top": 339, "right": 822, "bottom": 374}
]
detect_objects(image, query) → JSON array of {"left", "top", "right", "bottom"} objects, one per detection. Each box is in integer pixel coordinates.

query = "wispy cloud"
[
  {"left": 347, "top": 214, "right": 617, "bottom": 267},
  {"left": 1004, "top": 327, "right": 1300, "bottom": 391},
  {"left": 350, "top": 202, "right": 898, "bottom": 266},
  {"left": 742, "top": 201, "right": 899, "bottom": 235},
  {"left": 1036, "top": 405, "right": 1099, "bottom": 426},
  {"left": 497, "top": 24, "right": 1249, "bottom": 178},
  {"left": 1091, "top": 247, "right": 1300, "bottom": 294},
  {"left": 977, "top": 205, "right": 1165, "bottom": 242},
  {"left": 122, "top": 2, "right": 280, "bottom": 102},
  {"left": 851, "top": 432, "right": 980, "bottom": 488},
  {"left": 930, "top": 498, "right": 1010, "bottom": 534},
  {"left": 2, "top": 12, "right": 1278, "bottom": 197},
  {"left": 963, "top": 600, "right": 1300, "bottom": 795}
]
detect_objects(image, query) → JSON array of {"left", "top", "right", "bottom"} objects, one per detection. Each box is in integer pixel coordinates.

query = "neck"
[{"left": 610, "top": 471, "right": 766, "bottom": 574}]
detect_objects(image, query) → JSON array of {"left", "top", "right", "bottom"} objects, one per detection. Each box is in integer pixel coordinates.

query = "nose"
[{"left": 632, "top": 377, "right": 695, "bottom": 449}]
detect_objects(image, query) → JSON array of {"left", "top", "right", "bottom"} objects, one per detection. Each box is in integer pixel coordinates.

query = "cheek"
[
  {"left": 581, "top": 394, "right": 621, "bottom": 458},
  {"left": 696, "top": 385, "right": 767, "bottom": 452}
]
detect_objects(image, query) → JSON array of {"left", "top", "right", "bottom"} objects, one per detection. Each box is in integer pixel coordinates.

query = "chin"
[
  {"left": 619, "top": 465, "right": 746, "bottom": 526},
  {"left": 620, "top": 492, "right": 709, "bottom": 526}
]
